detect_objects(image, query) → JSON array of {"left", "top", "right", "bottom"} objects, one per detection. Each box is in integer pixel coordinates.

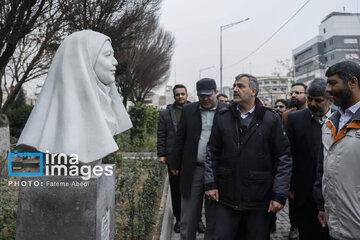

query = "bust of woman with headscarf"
[{"left": 17, "top": 30, "right": 132, "bottom": 163}]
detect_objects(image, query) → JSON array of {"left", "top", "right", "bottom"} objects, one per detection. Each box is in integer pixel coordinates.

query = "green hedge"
[
  {"left": 113, "top": 154, "right": 166, "bottom": 239},
  {"left": 0, "top": 178, "right": 17, "bottom": 240},
  {"left": 128, "top": 103, "right": 159, "bottom": 144},
  {"left": 5, "top": 105, "right": 33, "bottom": 138}
]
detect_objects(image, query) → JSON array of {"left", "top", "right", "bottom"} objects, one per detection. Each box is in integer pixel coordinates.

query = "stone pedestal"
[
  {"left": 15, "top": 164, "right": 116, "bottom": 240},
  {"left": 0, "top": 114, "right": 10, "bottom": 177}
]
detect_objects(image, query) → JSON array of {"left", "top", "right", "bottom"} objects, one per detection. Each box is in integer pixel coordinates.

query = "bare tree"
[
  {"left": 0, "top": 0, "right": 48, "bottom": 109},
  {"left": 116, "top": 15, "right": 175, "bottom": 106},
  {"left": 272, "top": 58, "right": 294, "bottom": 77},
  {"left": 1, "top": 0, "right": 70, "bottom": 113},
  {"left": 63, "top": 0, "right": 161, "bottom": 49}
]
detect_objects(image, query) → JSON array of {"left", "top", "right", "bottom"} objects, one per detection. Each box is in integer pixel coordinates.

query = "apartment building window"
[
  {"left": 344, "top": 38, "right": 358, "bottom": 44},
  {"left": 272, "top": 80, "right": 277, "bottom": 84},
  {"left": 272, "top": 88, "right": 278, "bottom": 91},
  {"left": 330, "top": 39, "right": 333, "bottom": 45},
  {"left": 325, "top": 57, "right": 328, "bottom": 63},
  {"left": 323, "top": 28, "right": 326, "bottom": 33},
  {"left": 264, "top": 81, "right": 269, "bottom": 84},
  {"left": 281, "top": 80, "right": 286, "bottom": 84},
  {"left": 345, "top": 53, "right": 360, "bottom": 59},
  {"left": 281, "top": 87, "right": 287, "bottom": 91},
  {"left": 331, "top": 54, "right": 334, "bottom": 60},
  {"left": 297, "top": 61, "right": 313, "bottom": 72},
  {"left": 323, "top": 43, "right": 326, "bottom": 48}
]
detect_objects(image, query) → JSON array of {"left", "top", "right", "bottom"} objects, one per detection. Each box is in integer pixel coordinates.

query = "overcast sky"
[{"left": 158, "top": 0, "right": 359, "bottom": 95}]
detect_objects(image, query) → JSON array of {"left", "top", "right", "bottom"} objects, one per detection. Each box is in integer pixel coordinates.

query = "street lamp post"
[
  {"left": 199, "top": 65, "right": 215, "bottom": 79},
  {"left": 220, "top": 18, "right": 249, "bottom": 92}
]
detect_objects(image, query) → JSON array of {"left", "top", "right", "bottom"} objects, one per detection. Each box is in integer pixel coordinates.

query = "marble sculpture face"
[
  {"left": 94, "top": 40, "right": 118, "bottom": 85},
  {"left": 17, "top": 30, "right": 133, "bottom": 163}
]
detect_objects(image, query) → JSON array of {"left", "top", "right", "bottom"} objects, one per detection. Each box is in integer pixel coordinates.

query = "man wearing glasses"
[
  {"left": 274, "top": 99, "right": 289, "bottom": 117},
  {"left": 286, "top": 79, "right": 332, "bottom": 240},
  {"left": 204, "top": 74, "right": 292, "bottom": 239},
  {"left": 282, "top": 82, "right": 308, "bottom": 239},
  {"left": 283, "top": 83, "right": 308, "bottom": 126}
]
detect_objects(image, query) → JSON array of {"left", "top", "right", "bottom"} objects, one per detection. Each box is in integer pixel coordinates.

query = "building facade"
[
  {"left": 257, "top": 76, "right": 292, "bottom": 104},
  {"left": 293, "top": 12, "right": 360, "bottom": 85}
]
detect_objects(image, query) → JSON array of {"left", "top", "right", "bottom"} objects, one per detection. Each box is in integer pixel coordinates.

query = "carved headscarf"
[{"left": 17, "top": 30, "right": 132, "bottom": 163}]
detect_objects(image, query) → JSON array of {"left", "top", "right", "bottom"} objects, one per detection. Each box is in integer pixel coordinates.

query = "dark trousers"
[
  {"left": 213, "top": 203, "right": 271, "bottom": 240},
  {"left": 168, "top": 168, "right": 181, "bottom": 221},
  {"left": 180, "top": 166, "right": 217, "bottom": 240},
  {"left": 295, "top": 199, "right": 331, "bottom": 240},
  {"left": 289, "top": 197, "right": 297, "bottom": 227}
]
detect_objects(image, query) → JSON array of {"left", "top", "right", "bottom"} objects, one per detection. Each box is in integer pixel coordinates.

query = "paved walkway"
[{"left": 169, "top": 201, "right": 291, "bottom": 240}]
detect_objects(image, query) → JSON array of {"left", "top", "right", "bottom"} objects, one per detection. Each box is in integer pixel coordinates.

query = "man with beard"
[
  {"left": 204, "top": 74, "right": 292, "bottom": 239},
  {"left": 313, "top": 61, "right": 360, "bottom": 239},
  {"left": 281, "top": 82, "right": 307, "bottom": 239},
  {"left": 282, "top": 83, "right": 308, "bottom": 126},
  {"left": 158, "top": 84, "right": 205, "bottom": 233},
  {"left": 286, "top": 79, "right": 332, "bottom": 240}
]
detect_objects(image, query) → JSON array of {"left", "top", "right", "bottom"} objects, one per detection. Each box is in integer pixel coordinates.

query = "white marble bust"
[{"left": 17, "top": 30, "right": 132, "bottom": 163}]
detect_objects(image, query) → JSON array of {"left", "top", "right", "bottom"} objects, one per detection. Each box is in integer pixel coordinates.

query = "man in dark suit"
[
  {"left": 169, "top": 78, "right": 227, "bottom": 240},
  {"left": 286, "top": 78, "right": 332, "bottom": 240}
]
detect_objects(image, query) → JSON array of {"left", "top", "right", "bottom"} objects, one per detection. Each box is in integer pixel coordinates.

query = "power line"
[{"left": 225, "top": 0, "right": 311, "bottom": 69}]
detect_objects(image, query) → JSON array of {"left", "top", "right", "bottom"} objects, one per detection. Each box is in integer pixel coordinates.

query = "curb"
[{"left": 160, "top": 174, "right": 173, "bottom": 240}]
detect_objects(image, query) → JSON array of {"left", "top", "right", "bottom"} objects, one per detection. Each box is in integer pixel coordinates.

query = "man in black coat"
[
  {"left": 204, "top": 74, "right": 292, "bottom": 240},
  {"left": 158, "top": 84, "right": 202, "bottom": 233},
  {"left": 169, "top": 78, "right": 227, "bottom": 240},
  {"left": 286, "top": 79, "right": 332, "bottom": 240}
]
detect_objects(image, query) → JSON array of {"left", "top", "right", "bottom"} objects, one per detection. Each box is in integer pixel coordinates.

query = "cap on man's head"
[{"left": 197, "top": 78, "right": 217, "bottom": 96}]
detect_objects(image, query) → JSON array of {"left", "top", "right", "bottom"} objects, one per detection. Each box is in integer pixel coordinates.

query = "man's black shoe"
[
  {"left": 197, "top": 220, "right": 206, "bottom": 233},
  {"left": 173, "top": 220, "right": 180, "bottom": 233},
  {"left": 289, "top": 226, "right": 299, "bottom": 240}
]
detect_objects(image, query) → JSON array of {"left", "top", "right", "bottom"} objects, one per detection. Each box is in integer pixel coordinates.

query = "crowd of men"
[{"left": 157, "top": 60, "right": 360, "bottom": 240}]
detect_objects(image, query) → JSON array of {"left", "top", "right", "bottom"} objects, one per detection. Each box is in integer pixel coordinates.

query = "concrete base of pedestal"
[{"left": 15, "top": 164, "right": 116, "bottom": 240}]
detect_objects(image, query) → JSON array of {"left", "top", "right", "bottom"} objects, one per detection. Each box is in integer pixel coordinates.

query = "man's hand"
[
  {"left": 170, "top": 170, "right": 179, "bottom": 176},
  {"left": 158, "top": 156, "right": 166, "bottom": 164},
  {"left": 318, "top": 211, "right": 327, "bottom": 228},
  {"left": 282, "top": 107, "right": 296, "bottom": 125},
  {"left": 267, "top": 200, "right": 284, "bottom": 213},
  {"left": 205, "top": 189, "right": 219, "bottom": 202},
  {"left": 289, "top": 191, "right": 295, "bottom": 199}
]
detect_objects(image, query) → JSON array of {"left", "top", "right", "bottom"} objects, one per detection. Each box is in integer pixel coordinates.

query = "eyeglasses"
[
  {"left": 290, "top": 91, "right": 304, "bottom": 96},
  {"left": 274, "top": 105, "right": 285, "bottom": 109}
]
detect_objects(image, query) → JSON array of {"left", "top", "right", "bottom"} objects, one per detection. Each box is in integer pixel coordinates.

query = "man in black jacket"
[
  {"left": 286, "top": 79, "right": 332, "bottom": 240},
  {"left": 169, "top": 78, "right": 227, "bottom": 240},
  {"left": 205, "top": 74, "right": 292, "bottom": 240},
  {"left": 158, "top": 84, "right": 198, "bottom": 233}
]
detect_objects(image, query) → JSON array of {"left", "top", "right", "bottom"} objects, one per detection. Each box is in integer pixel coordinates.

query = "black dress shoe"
[
  {"left": 197, "top": 220, "right": 206, "bottom": 233},
  {"left": 173, "top": 220, "right": 180, "bottom": 233},
  {"left": 289, "top": 226, "right": 299, "bottom": 240}
]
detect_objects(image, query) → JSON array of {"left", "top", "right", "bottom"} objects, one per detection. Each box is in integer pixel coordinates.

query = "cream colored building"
[{"left": 257, "top": 76, "right": 293, "bottom": 104}]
